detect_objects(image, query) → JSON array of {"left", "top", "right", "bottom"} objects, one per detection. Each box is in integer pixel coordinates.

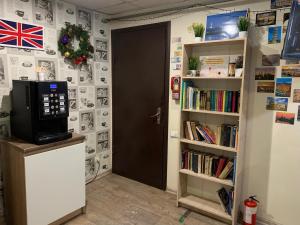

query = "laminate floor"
[{"left": 66, "top": 174, "right": 227, "bottom": 225}]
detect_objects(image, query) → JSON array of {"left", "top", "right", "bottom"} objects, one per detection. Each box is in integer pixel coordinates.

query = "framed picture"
[
  {"left": 271, "top": 0, "right": 292, "bottom": 9},
  {"left": 256, "top": 11, "right": 276, "bottom": 27},
  {"left": 205, "top": 10, "right": 248, "bottom": 41},
  {"left": 268, "top": 26, "right": 282, "bottom": 44}
]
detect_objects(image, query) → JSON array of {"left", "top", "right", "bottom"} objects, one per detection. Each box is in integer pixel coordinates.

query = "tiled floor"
[{"left": 0, "top": 174, "right": 228, "bottom": 225}]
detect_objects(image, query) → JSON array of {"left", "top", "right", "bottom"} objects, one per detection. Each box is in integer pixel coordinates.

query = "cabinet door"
[{"left": 25, "top": 143, "right": 85, "bottom": 225}]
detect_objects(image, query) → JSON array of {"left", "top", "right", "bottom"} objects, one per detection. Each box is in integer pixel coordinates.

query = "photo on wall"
[
  {"left": 255, "top": 67, "right": 276, "bottom": 80},
  {"left": 79, "top": 62, "right": 94, "bottom": 85},
  {"left": 275, "top": 112, "right": 295, "bottom": 125},
  {"left": 205, "top": 10, "right": 248, "bottom": 41},
  {"left": 275, "top": 77, "right": 292, "bottom": 97},
  {"left": 282, "top": 65, "right": 300, "bottom": 77},
  {"left": 257, "top": 81, "right": 275, "bottom": 93},
  {"left": 78, "top": 86, "right": 95, "bottom": 110},
  {"left": 293, "top": 89, "right": 300, "bottom": 102},
  {"left": 262, "top": 54, "right": 280, "bottom": 66},
  {"left": 268, "top": 26, "right": 282, "bottom": 44},
  {"left": 283, "top": 13, "right": 290, "bottom": 33},
  {"left": 256, "top": 11, "right": 276, "bottom": 27},
  {"left": 271, "top": 0, "right": 292, "bottom": 9},
  {"left": 266, "top": 97, "right": 288, "bottom": 111}
]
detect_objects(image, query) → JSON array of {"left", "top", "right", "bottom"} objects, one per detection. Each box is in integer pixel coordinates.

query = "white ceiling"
[{"left": 64, "top": 0, "right": 234, "bottom": 17}]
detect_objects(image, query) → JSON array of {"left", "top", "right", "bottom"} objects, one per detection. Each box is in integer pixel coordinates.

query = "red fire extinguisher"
[{"left": 243, "top": 196, "right": 259, "bottom": 225}]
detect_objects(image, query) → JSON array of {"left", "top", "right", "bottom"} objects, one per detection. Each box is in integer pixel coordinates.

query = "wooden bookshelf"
[
  {"left": 182, "top": 109, "right": 240, "bottom": 117},
  {"left": 180, "top": 138, "right": 237, "bottom": 153},
  {"left": 178, "top": 37, "right": 250, "bottom": 225},
  {"left": 179, "top": 169, "right": 234, "bottom": 187}
]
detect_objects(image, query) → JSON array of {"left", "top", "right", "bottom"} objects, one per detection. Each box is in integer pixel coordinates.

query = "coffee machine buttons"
[
  {"left": 60, "top": 102, "right": 64, "bottom": 106},
  {"left": 44, "top": 102, "right": 49, "bottom": 107},
  {"left": 60, "top": 107, "right": 65, "bottom": 112},
  {"left": 50, "top": 94, "right": 53, "bottom": 97},
  {"left": 59, "top": 95, "right": 65, "bottom": 100}
]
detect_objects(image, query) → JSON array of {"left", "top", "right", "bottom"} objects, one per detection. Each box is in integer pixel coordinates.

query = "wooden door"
[{"left": 112, "top": 22, "right": 170, "bottom": 190}]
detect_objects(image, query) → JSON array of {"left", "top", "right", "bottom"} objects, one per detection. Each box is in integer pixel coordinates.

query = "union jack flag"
[{"left": 0, "top": 19, "right": 44, "bottom": 50}]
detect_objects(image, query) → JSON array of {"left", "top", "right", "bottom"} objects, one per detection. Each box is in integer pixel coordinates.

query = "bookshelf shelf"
[
  {"left": 184, "top": 38, "right": 245, "bottom": 47},
  {"left": 182, "top": 109, "right": 240, "bottom": 117},
  {"left": 179, "top": 169, "right": 234, "bottom": 187},
  {"left": 178, "top": 37, "right": 249, "bottom": 225},
  {"left": 178, "top": 195, "right": 232, "bottom": 221},
  {"left": 182, "top": 76, "right": 242, "bottom": 80},
  {"left": 180, "top": 138, "right": 237, "bottom": 153}
]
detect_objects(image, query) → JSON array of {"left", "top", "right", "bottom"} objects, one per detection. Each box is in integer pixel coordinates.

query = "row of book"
[
  {"left": 217, "top": 187, "right": 234, "bottom": 216},
  {"left": 182, "top": 81, "right": 240, "bottom": 113},
  {"left": 181, "top": 149, "right": 236, "bottom": 181},
  {"left": 184, "top": 121, "right": 239, "bottom": 148}
]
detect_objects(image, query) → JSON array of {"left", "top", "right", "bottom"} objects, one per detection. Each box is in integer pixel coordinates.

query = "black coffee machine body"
[{"left": 11, "top": 80, "right": 72, "bottom": 145}]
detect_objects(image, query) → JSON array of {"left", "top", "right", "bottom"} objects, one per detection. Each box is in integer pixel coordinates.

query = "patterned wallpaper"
[{"left": 0, "top": 0, "right": 112, "bottom": 182}]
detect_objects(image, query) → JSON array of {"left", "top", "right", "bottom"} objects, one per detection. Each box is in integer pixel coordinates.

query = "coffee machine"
[{"left": 11, "top": 80, "right": 72, "bottom": 145}]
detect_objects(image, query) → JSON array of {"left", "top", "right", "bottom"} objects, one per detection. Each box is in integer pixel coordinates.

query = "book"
[
  {"left": 216, "top": 158, "right": 226, "bottom": 177},
  {"left": 186, "top": 121, "right": 193, "bottom": 141},
  {"left": 218, "top": 161, "right": 234, "bottom": 179},
  {"left": 190, "top": 121, "right": 199, "bottom": 141},
  {"left": 217, "top": 188, "right": 232, "bottom": 215}
]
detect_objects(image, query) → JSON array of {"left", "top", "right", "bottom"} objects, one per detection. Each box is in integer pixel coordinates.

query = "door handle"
[{"left": 149, "top": 107, "right": 161, "bottom": 125}]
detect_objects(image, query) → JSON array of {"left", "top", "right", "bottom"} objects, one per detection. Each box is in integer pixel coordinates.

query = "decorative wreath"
[{"left": 58, "top": 23, "right": 94, "bottom": 66}]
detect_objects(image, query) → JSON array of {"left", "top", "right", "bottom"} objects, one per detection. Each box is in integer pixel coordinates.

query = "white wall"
[{"left": 110, "top": 1, "right": 299, "bottom": 225}]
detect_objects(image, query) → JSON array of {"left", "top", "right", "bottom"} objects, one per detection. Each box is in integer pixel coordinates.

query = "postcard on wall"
[
  {"left": 68, "top": 111, "right": 79, "bottom": 133},
  {"left": 275, "top": 77, "right": 292, "bottom": 97},
  {"left": 94, "top": 13, "right": 109, "bottom": 38},
  {"left": 268, "top": 26, "right": 282, "bottom": 44},
  {"left": 77, "top": 8, "right": 93, "bottom": 33},
  {"left": 283, "top": 13, "right": 290, "bottom": 33},
  {"left": 36, "top": 58, "right": 58, "bottom": 81},
  {"left": 286, "top": 59, "right": 300, "bottom": 64},
  {"left": 8, "top": 55, "right": 36, "bottom": 84},
  {"left": 256, "top": 11, "right": 276, "bottom": 27},
  {"left": 96, "top": 109, "right": 110, "bottom": 131},
  {"left": 171, "top": 57, "right": 181, "bottom": 63},
  {"left": 200, "top": 56, "right": 229, "bottom": 77},
  {"left": 266, "top": 97, "right": 288, "bottom": 111},
  {"left": 293, "top": 89, "right": 300, "bottom": 102},
  {"left": 79, "top": 110, "right": 95, "bottom": 133},
  {"left": 275, "top": 112, "right": 295, "bottom": 125},
  {"left": 298, "top": 106, "right": 300, "bottom": 121},
  {"left": 4, "top": 0, "right": 33, "bottom": 22},
  {"left": 68, "top": 87, "right": 78, "bottom": 111},
  {"left": 282, "top": 65, "right": 300, "bottom": 77},
  {"left": 32, "top": 0, "right": 56, "bottom": 28},
  {"left": 255, "top": 67, "right": 275, "bottom": 80},
  {"left": 96, "top": 86, "right": 109, "bottom": 108},
  {"left": 79, "top": 86, "right": 95, "bottom": 110},
  {"left": 271, "top": 0, "right": 292, "bottom": 9},
  {"left": 85, "top": 133, "right": 96, "bottom": 159},
  {"left": 96, "top": 129, "right": 109, "bottom": 152},
  {"left": 257, "top": 81, "right": 275, "bottom": 93},
  {"left": 79, "top": 62, "right": 94, "bottom": 85},
  {"left": 262, "top": 54, "right": 280, "bottom": 66},
  {"left": 94, "top": 39, "right": 109, "bottom": 62},
  {"left": 35, "top": 28, "right": 58, "bottom": 58},
  {"left": 0, "top": 54, "right": 9, "bottom": 88},
  {"left": 56, "top": 1, "right": 76, "bottom": 29}
]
